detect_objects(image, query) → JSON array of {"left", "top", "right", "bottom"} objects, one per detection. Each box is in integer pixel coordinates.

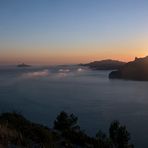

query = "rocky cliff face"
[{"left": 109, "top": 56, "right": 148, "bottom": 81}]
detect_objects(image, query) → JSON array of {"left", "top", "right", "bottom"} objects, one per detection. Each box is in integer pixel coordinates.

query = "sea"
[{"left": 0, "top": 65, "right": 148, "bottom": 148}]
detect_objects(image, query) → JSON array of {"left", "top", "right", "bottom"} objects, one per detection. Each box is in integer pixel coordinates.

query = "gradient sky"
[{"left": 0, "top": 0, "right": 148, "bottom": 65}]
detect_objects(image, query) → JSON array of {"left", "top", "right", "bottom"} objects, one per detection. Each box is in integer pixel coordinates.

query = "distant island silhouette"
[
  {"left": 17, "top": 63, "right": 31, "bottom": 67},
  {"left": 81, "top": 59, "right": 126, "bottom": 70},
  {"left": 109, "top": 56, "right": 148, "bottom": 81}
]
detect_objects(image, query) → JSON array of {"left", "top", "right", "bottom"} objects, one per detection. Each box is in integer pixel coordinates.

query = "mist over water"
[{"left": 0, "top": 65, "right": 148, "bottom": 148}]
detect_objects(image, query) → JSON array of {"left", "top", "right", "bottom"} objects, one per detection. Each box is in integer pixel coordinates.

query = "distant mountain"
[
  {"left": 81, "top": 59, "right": 126, "bottom": 70},
  {"left": 109, "top": 56, "right": 148, "bottom": 81},
  {"left": 17, "top": 63, "right": 31, "bottom": 67}
]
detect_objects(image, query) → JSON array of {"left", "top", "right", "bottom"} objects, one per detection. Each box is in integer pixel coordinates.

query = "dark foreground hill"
[
  {"left": 81, "top": 59, "right": 126, "bottom": 70},
  {"left": 0, "top": 112, "right": 134, "bottom": 148},
  {"left": 109, "top": 56, "right": 148, "bottom": 81}
]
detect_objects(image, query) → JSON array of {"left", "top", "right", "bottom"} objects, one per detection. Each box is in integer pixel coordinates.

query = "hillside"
[
  {"left": 0, "top": 112, "right": 134, "bottom": 148},
  {"left": 81, "top": 59, "right": 126, "bottom": 70},
  {"left": 109, "top": 56, "right": 148, "bottom": 81}
]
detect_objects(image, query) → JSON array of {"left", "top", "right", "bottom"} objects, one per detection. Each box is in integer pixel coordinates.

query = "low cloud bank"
[
  {"left": 22, "top": 69, "right": 49, "bottom": 78},
  {"left": 21, "top": 66, "right": 87, "bottom": 79}
]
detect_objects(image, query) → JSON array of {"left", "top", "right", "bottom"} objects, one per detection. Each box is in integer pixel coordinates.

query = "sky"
[{"left": 0, "top": 0, "right": 148, "bottom": 65}]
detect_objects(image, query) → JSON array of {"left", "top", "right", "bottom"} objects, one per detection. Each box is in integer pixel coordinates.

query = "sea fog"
[{"left": 0, "top": 65, "right": 148, "bottom": 148}]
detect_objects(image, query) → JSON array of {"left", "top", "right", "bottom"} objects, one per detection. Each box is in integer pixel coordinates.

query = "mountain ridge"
[{"left": 81, "top": 59, "right": 126, "bottom": 70}]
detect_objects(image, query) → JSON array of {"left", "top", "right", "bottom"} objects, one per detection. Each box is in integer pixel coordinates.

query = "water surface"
[{"left": 0, "top": 65, "right": 148, "bottom": 148}]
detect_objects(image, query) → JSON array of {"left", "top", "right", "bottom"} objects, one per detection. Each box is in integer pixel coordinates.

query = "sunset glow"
[{"left": 0, "top": 0, "right": 148, "bottom": 65}]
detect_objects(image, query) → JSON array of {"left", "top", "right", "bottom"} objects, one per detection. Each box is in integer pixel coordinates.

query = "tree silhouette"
[
  {"left": 54, "top": 111, "right": 79, "bottom": 132},
  {"left": 54, "top": 112, "right": 134, "bottom": 148},
  {"left": 109, "top": 120, "right": 132, "bottom": 148}
]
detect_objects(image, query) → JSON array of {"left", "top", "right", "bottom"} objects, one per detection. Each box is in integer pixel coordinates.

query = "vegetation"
[
  {"left": 0, "top": 111, "right": 134, "bottom": 148},
  {"left": 109, "top": 121, "right": 134, "bottom": 148},
  {"left": 0, "top": 112, "right": 58, "bottom": 147}
]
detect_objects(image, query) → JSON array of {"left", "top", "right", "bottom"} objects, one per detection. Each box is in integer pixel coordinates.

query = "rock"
[
  {"left": 109, "top": 56, "right": 148, "bottom": 81},
  {"left": 17, "top": 63, "right": 31, "bottom": 67}
]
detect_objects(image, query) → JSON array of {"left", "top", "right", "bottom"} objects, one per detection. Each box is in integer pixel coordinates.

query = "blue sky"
[{"left": 0, "top": 0, "right": 148, "bottom": 64}]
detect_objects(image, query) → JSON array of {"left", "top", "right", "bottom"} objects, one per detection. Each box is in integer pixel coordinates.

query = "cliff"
[{"left": 109, "top": 56, "right": 148, "bottom": 81}]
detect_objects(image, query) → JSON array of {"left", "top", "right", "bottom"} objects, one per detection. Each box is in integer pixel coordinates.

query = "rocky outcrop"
[
  {"left": 109, "top": 56, "right": 148, "bottom": 81},
  {"left": 17, "top": 63, "right": 31, "bottom": 67}
]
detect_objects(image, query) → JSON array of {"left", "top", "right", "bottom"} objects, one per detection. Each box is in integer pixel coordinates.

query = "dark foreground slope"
[
  {"left": 109, "top": 56, "right": 148, "bottom": 81},
  {"left": 81, "top": 59, "right": 126, "bottom": 70},
  {"left": 0, "top": 112, "right": 134, "bottom": 148}
]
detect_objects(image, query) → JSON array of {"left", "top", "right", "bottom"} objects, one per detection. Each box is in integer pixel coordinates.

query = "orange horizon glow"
[
  {"left": 1, "top": 0, "right": 148, "bottom": 65},
  {"left": 0, "top": 47, "right": 148, "bottom": 65},
  {"left": 1, "top": 33, "right": 148, "bottom": 65}
]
